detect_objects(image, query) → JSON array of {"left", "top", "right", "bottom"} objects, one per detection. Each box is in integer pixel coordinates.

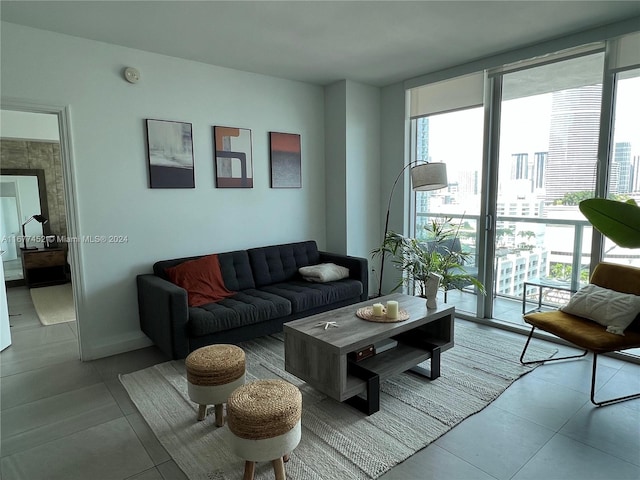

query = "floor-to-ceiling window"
[
  {"left": 603, "top": 67, "right": 640, "bottom": 267},
  {"left": 491, "top": 52, "right": 604, "bottom": 321},
  {"left": 410, "top": 73, "right": 485, "bottom": 316},
  {"left": 409, "top": 32, "right": 639, "bottom": 343},
  {"left": 414, "top": 108, "right": 484, "bottom": 315}
]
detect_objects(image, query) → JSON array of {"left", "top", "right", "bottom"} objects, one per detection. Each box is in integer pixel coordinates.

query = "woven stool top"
[
  {"left": 227, "top": 379, "right": 302, "bottom": 440},
  {"left": 185, "top": 344, "right": 245, "bottom": 386}
]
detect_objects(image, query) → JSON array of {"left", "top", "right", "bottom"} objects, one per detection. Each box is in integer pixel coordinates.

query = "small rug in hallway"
[
  {"left": 30, "top": 283, "right": 75, "bottom": 326},
  {"left": 120, "top": 324, "right": 556, "bottom": 480}
]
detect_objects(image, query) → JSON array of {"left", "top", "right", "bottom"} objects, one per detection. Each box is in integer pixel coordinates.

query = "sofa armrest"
[
  {"left": 319, "top": 251, "right": 368, "bottom": 301},
  {"left": 137, "top": 274, "right": 190, "bottom": 359}
]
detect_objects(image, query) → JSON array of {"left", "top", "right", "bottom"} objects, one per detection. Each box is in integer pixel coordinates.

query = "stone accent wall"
[{"left": 0, "top": 139, "right": 68, "bottom": 237}]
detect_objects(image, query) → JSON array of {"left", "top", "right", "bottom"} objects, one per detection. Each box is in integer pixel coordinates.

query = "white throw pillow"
[
  {"left": 298, "top": 263, "right": 350, "bottom": 283},
  {"left": 560, "top": 284, "right": 640, "bottom": 335}
]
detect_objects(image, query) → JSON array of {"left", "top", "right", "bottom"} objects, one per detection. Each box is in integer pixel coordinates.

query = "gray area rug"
[{"left": 120, "top": 323, "right": 556, "bottom": 480}]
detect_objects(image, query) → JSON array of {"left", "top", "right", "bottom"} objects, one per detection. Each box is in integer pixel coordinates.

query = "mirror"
[{"left": 1, "top": 168, "right": 50, "bottom": 285}]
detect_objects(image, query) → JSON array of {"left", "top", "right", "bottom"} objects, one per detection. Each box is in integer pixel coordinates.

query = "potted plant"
[
  {"left": 579, "top": 198, "right": 640, "bottom": 248},
  {"left": 372, "top": 218, "right": 485, "bottom": 299}
]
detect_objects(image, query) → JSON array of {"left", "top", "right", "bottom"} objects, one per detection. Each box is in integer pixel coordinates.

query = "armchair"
[{"left": 519, "top": 262, "right": 640, "bottom": 406}]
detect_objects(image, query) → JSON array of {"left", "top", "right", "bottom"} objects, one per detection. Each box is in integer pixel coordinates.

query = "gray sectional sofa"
[{"left": 137, "top": 240, "right": 368, "bottom": 359}]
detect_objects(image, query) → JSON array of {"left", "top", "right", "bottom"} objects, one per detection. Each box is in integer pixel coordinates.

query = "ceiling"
[{"left": 1, "top": 1, "right": 639, "bottom": 87}]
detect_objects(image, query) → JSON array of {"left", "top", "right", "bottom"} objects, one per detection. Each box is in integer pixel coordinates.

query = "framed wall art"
[
  {"left": 213, "top": 126, "right": 253, "bottom": 188},
  {"left": 269, "top": 132, "right": 301, "bottom": 188},
  {"left": 145, "top": 119, "right": 195, "bottom": 188}
]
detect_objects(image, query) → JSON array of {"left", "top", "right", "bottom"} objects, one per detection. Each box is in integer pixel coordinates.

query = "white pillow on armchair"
[{"left": 560, "top": 283, "right": 640, "bottom": 335}]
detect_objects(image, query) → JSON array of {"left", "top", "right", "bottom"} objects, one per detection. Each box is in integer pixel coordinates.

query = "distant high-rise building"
[
  {"left": 612, "top": 141, "right": 632, "bottom": 194},
  {"left": 609, "top": 162, "right": 621, "bottom": 194},
  {"left": 416, "top": 117, "right": 429, "bottom": 161},
  {"left": 511, "top": 153, "right": 529, "bottom": 180},
  {"left": 632, "top": 155, "right": 640, "bottom": 193},
  {"left": 544, "top": 85, "right": 602, "bottom": 201},
  {"left": 533, "top": 152, "right": 547, "bottom": 189},
  {"left": 458, "top": 170, "right": 479, "bottom": 195}
]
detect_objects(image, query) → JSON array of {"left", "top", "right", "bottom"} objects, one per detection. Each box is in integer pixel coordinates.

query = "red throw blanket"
[{"left": 165, "top": 254, "right": 235, "bottom": 307}]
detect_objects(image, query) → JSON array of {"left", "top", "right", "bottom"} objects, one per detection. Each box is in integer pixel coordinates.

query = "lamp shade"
[{"left": 410, "top": 163, "right": 448, "bottom": 191}]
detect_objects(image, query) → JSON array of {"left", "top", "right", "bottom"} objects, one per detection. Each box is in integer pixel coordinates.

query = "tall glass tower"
[{"left": 545, "top": 85, "right": 602, "bottom": 201}]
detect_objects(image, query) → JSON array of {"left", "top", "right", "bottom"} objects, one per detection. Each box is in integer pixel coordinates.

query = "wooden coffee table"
[{"left": 284, "top": 293, "right": 454, "bottom": 414}]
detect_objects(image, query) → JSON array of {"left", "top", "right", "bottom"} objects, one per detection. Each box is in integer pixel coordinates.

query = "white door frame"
[{"left": 1, "top": 98, "right": 84, "bottom": 360}]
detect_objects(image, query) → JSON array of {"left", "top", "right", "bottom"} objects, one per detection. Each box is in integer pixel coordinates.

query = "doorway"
[{"left": 0, "top": 105, "right": 81, "bottom": 357}]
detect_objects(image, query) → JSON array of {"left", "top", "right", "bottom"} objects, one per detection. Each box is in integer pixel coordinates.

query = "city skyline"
[
  {"left": 413, "top": 71, "right": 640, "bottom": 301},
  {"left": 421, "top": 74, "right": 639, "bottom": 200}
]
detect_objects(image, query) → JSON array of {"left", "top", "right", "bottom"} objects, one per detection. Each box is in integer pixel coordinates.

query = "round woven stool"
[
  {"left": 227, "top": 379, "right": 302, "bottom": 480},
  {"left": 185, "top": 344, "right": 245, "bottom": 425}
]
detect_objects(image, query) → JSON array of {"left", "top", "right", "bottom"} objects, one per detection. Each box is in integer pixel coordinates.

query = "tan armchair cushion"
[
  {"left": 524, "top": 262, "right": 640, "bottom": 354},
  {"left": 524, "top": 310, "right": 640, "bottom": 354},
  {"left": 591, "top": 262, "right": 640, "bottom": 296}
]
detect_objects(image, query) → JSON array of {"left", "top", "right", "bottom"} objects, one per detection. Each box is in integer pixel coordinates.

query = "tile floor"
[
  {"left": 1, "top": 286, "right": 639, "bottom": 480},
  {"left": 2, "top": 259, "right": 23, "bottom": 282}
]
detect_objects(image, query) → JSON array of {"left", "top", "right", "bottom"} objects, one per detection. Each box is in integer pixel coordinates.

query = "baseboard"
[{"left": 80, "top": 331, "right": 154, "bottom": 361}]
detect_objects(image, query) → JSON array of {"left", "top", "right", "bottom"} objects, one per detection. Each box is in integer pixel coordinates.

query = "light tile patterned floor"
[{"left": 1, "top": 286, "right": 639, "bottom": 480}]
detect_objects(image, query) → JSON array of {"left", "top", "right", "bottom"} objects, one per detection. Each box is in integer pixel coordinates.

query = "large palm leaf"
[{"left": 579, "top": 198, "right": 640, "bottom": 249}]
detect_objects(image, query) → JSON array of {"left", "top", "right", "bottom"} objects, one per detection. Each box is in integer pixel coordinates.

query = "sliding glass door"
[{"left": 490, "top": 52, "right": 604, "bottom": 324}]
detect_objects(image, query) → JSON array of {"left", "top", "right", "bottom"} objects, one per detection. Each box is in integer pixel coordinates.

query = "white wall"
[
  {"left": 324, "top": 79, "right": 382, "bottom": 289},
  {"left": 0, "top": 110, "right": 60, "bottom": 141},
  {"left": 379, "top": 83, "right": 410, "bottom": 295},
  {"left": 324, "top": 81, "right": 348, "bottom": 254},
  {"left": 0, "top": 257, "right": 10, "bottom": 352},
  {"left": 345, "top": 81, "right": 380, "bottom": 288},
  {"left": 1, "top": 22, "right": 327, "bottom": 359}
]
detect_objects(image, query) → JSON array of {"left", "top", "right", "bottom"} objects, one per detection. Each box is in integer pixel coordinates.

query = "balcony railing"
[{"left": 415, "top": 212, "right": 595, "bottom": 307}]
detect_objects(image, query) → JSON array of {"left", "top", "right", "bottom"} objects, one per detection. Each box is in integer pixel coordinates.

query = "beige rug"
[
  {"left": 30, "top": 283, "right": 75, "bottom": 326},
  {"left": 120, "top": 324, "right": 556, "bottom": 480}
]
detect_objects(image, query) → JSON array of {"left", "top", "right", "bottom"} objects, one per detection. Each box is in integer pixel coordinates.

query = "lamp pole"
[
  {"left": 376, "top": 161, "right": 448, "bottom": 297},
  {"left": 376, "top": 162, "right": 417, "bottom": 297},
  {"left": 21, "top": 218, "right": 34, "bottom": 250}
]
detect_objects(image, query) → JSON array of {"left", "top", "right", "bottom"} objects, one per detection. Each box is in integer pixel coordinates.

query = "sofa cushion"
[
  {"left": 249, "top": 241, "right": 320, "bottom": 287},
  {"left": 154, "top": 249, "right": 256, "bottom": 291},
  {"left": 258, "top": 279, "right": 362, "bottom": 313},
  {"left": 217, "top": 251, "right": 256, "bottom": 291},
  {"left": 165, "top": 254, "right": 235, "bottom": 307},
  {"left": 299, "top": 263, "right": 350, "bottom": 283},
  {"left": 188, "top": 289, "right": 291, "bottom": 337}
]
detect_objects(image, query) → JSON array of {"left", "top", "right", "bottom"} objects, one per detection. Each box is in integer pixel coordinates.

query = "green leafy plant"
[
  {"left": 372, "top": 218, "right": 485, "bottom": 297},
  {"left": 579, "top": 198, "right": 640, "bottom": 248}
]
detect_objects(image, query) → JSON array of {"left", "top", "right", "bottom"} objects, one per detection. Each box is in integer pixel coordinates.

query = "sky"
[{"left": 427, "top": 71, "right": 640, "bottom": 187}]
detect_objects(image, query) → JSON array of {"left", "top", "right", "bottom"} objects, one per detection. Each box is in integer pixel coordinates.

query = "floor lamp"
[{"left": 376, "top": 162, "right": 448, "bottom": 297}]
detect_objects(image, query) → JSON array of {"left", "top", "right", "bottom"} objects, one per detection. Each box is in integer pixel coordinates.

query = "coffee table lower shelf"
[{"left": 345, "top": 339, "right": 443, "bottom": 415}]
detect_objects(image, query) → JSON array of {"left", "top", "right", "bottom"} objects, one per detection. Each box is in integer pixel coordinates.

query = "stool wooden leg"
[
  {"left": 272, "top": 457, "right": 286, "bottom": 480},
  {"left": 197, "top": 404, "right": 207, "bottom": 421},
  {"left": 243, "top": 461, "right": 255, "bottom": 480},
  {"left": 283, "top": 453, "right": 290, "bottom": 463},
  {"left": 214, "top": 403, "right": 225, "bottom": 427}
]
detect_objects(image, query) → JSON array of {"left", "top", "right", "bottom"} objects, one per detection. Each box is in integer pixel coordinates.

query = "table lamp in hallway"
[{"left": 21, "top": 214, "right": 48, "bottom": 250}]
